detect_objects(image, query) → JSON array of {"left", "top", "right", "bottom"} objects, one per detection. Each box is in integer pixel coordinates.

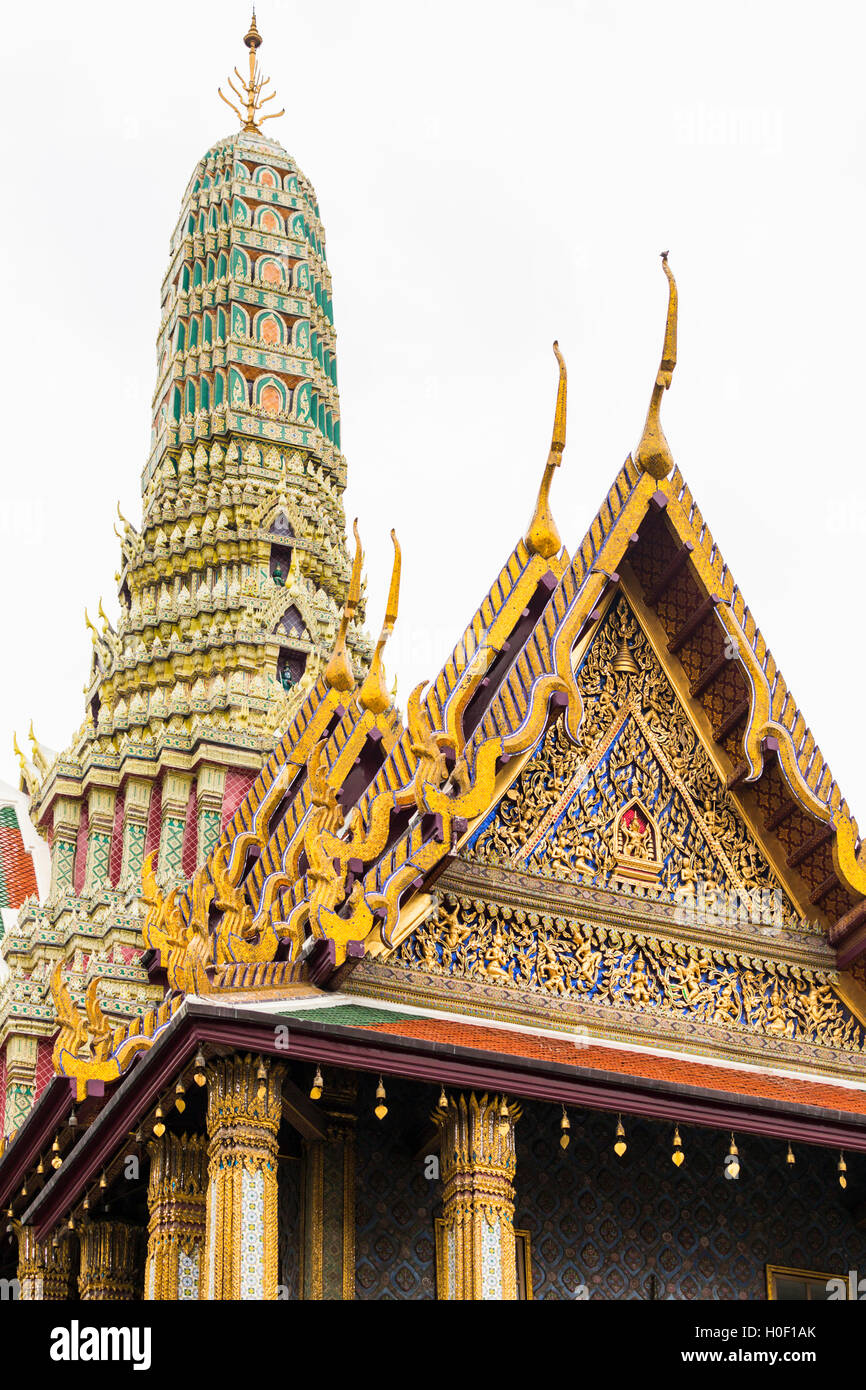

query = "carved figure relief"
[{"left": 467, "top": 595, "right": 803, "bottom": 930}]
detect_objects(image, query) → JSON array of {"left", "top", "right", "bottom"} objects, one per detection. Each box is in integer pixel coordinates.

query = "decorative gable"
[{"left": 466, "top": 593, "right": 806, "bottom": 934}]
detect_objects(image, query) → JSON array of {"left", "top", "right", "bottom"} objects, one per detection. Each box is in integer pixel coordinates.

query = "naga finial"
[
  {"left": 218, "top": 10, "right": 285, "bottom": 134},
  {"left": 324, "top": 520, "right": 364, "bottom": 693},
  {"left": 526, "top": 342, "right": 567, "bottom": 559},
  {"left": 358, "top": 531, "right": 402, "bottom": 715},
  {"left": 13, "top": 732, "right": 31, "bottom": 790},
  {"left": 634, "top": 252, "right": 678, "bottom": 480}
]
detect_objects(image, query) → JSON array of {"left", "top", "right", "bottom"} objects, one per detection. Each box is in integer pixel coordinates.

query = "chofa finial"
[
  {"left": 526, "top": 341, "right": 567, "bottom": 560},
  {"left": 634, "top": 252, "right": 678, "bottom": 479},
  {"left": 324, "top": 520, "right": 364, "bottom": 693},
  {"left": 358, "top": 532, "right": 402, "bottom": 715},
  {"left": 218, "top": 11, "right": 285, "bottom": 134}
]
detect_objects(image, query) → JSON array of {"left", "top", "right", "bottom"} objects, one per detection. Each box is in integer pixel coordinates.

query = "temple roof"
[{"left": 44, "top": 258, "right": 866, "bottom": 1106}]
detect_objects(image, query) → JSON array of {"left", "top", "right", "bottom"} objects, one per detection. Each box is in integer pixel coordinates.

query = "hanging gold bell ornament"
[
  {"left": 786, "top": 1142, "right": 796, "bottom": 1168},
  {"left": 153, "top": 1105, "right": 166, "bottom": 1139},
  {"left": 560, "top": 1106, "right": 571, "bottom": 1150},
  {"left": 437, "top": 1085, "right": 447, "bottom": 1110},
  {"left": 838, "top": 1153, "right": 848, "bottom": 1190},
  {"left": 50, "top": 1137, "right": 63, "bottom": 1170},
  {"left": 374, "top": 1077, "right": 388, "bottom": 1121},
  {"left": 310, "top": 1065, "right": 324, "bottom": 1101},
  {"left": 193, "top": 1049, "right": 207, "bottom": 1087},
  {"left": 614, "top": 1115, "right": 627, "bottom": 1158},
  {"left": 174, "top": 1078, "right": 186, "bottom": 1113},
  {"left": 725, "top": 1134, "right": 740, "bottom": 1180},
  {"left": 671, "top": 1126, "right": 685, "bottom": 1167},
  {"left": 498, "top": 1097, "right": 510, "bottom": 1138}
]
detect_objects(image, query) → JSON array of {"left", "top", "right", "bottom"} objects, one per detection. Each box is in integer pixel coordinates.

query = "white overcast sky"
[{"left": 1, "top": 0, "right": 865, "bottom": 826}]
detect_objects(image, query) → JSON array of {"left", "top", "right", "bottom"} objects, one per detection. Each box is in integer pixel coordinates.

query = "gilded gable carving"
[
  {"left": 467, "top": 595, "right": 805, "bottom": 931},
  {"left": 396, "top": 893, "right": 864, "bottom": 1053}
]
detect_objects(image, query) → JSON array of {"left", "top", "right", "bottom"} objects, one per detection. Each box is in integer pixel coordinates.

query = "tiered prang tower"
[{"left": 0, "top": 14, "right": 369, "bottom": 1136}]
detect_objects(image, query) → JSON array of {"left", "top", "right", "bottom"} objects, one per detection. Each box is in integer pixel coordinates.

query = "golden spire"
[
  {"left": 218, "top": 10, "right": 285, "bottom": 134},
  {"left": 324, "top": 520, "right": 364, "bottom": 693},
  {"left": 634, "top": 252, "right": 678, "bottom": 480},
  {"left": 526, "top": 342, "right": 567, "bottom": 559},
  {"left": 358, "top": 532, "right": 402, "bottom": 715}
]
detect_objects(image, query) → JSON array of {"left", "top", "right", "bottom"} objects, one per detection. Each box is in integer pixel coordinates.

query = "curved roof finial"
[
  {"left": 634, "top": 252, "right": 678, "bottom": 479},
  {"left": 359, "top": 531, "right": 402, "bottom": 715},
  {"left": 526, "top": 341, "right": 566, "bottom": 560},
  {"left": 218, "top": 10, "right": 285, "bottom": 134},
  {"left": 324, "top": 520, "right": 363, "bottom": 693}
]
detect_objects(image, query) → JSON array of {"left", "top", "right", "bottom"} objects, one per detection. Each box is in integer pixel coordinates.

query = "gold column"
[
  {"left": 434, "top": 1092, "right": 520, "bottom": 1301},
  {"left": 79, "top": 1222, "right": 142, "bottom": 1300},
  {"left": 300, "top": 1095, "right": 356, "bottom": 1301},
  {"left": 203, "top": 1054, "right": 284, "bottom": 1300},
  {"left": 16, "top": 1226, "right": 72, "bottom": 1300},
  {"left": 145, "top": 1132, "right": 208, "bottom": 1300}
]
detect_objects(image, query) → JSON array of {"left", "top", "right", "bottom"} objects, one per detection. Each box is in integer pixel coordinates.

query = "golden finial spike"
[
  {"left": 219, "top": 11, "right": 285, "bottom": 134},
  {"left": 324, "top": 520, "right": 363, "bottom": 693},
  {"left": 359, "top": 532, "right": 402, "bottom": 715},
  {"left": 244, "top": 9, "right": 262, "bottom": 49},
  {"left": 634, "top": 252, "right": 678, "bottom": 480},
  {"left": 526, "top": 341, "right": 567, "bottom": 560}
]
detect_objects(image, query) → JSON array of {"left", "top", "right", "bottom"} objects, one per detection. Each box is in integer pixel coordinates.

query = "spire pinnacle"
[
  {"left": 324, "top": 520, "right": 363, "bottom": 693},
  {"left": 526, "top": 341, "right": 567, "bottom": 560},
  {"left": 634, "top": 253, "right": 678, "bottom": 480},
  {"left": 358, "top": 532, "right": 402, "bottom": 715},
  {"left": 218, "top": 11, "right": 285, "bottom": 134}
]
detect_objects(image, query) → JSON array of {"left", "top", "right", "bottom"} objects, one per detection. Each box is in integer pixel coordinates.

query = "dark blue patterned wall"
[
  {"left": 515, "top": 1101, "right": 866, "bottom": 1300},
  {"left": 355, "top": 1079, "right": 438, "bottom": 1300},
  {"left": 278, "top": 1153, "right": 301, "bottom": 1299}
]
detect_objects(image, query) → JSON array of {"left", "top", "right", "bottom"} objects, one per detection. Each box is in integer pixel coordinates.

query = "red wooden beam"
[
  {"left": 644, "top": 541, "right": 694, "bottom": 609},
  {"left": 668, "top": 594, "right": 720, "bottom": 655},
  {"left": 713, "top": 696, "right": 750, "bottom": 743},
  {"left": 787, "top": 823, "right": 834, "bottom": 871}
]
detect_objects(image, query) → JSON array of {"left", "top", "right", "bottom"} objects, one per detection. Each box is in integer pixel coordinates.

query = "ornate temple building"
[{"left": 2, "top": 16, "right": 866, "bottom": 1303}]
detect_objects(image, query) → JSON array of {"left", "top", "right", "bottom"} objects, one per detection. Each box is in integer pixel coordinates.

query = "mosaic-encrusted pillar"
[
  {"left": 203, "top": 1054, "right": 284, "bottom": 1300},
  {"left": 118, "top": 778, "right": 152, "bottom": 890},
  {"left": 300, "top": 1077, "right": 356, "bottom": 1300},
  {"left": 16, "top": 1226, "right": 73, "bottom": 1300},
  {"left": 84, "top": 785, "right": 116, "bottom": 893},
  {"left": 79, "top": 1222, "right": 143, "bottom": 1300},
  {"left": 158, "top": 771, "right": 192, "bottom": 880},
  {"left": 434, "top": 1092, "right": 520, "bottom": 1301},
  {"left": 145, "top": 1132, "right": 208, "bottom": 1300},
  {"left": 48, "top": 798, "right": 81, "bottom": 901},
  {"left": 4, "top": 1034, "right": 37, "bottom": 1136},
  {"left": 196, "top": 764, "right": 226, "bottom": 867}
]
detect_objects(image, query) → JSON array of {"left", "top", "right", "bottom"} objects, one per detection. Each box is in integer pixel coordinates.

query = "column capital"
[
  {"left": 79, "top": 1221, "right": 143, "bottom": 1301},
  {"left": 16, "top": 1225, "right": 73, "bottom": 1300}
]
